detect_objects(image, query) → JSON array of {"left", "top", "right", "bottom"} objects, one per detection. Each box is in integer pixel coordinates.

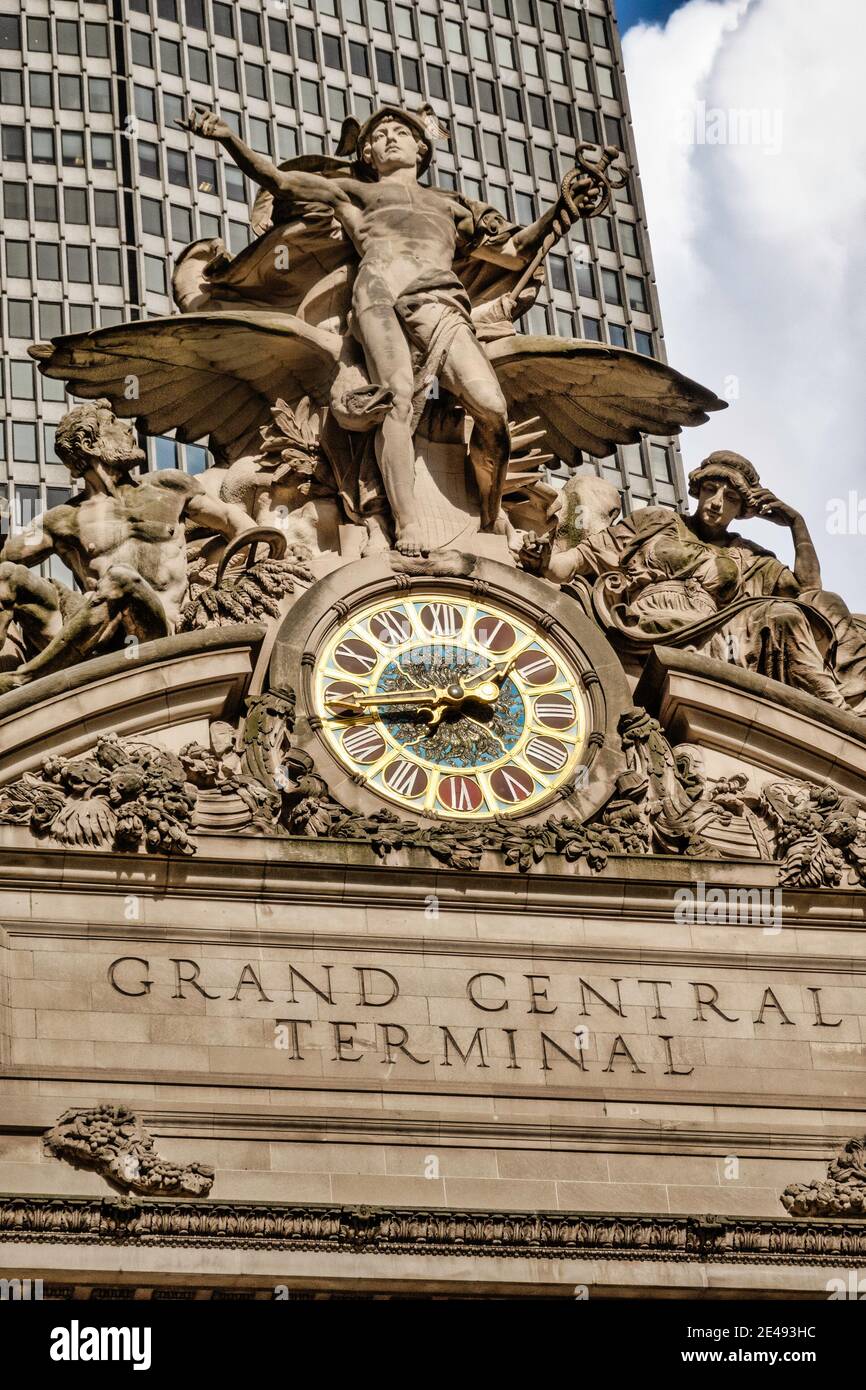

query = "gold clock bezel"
[
  {"left": 270, "top": 556, "right": 632, "bottom": 829},
  {"left": 313, "top": 588, "right": 591, "bottom": 821}
]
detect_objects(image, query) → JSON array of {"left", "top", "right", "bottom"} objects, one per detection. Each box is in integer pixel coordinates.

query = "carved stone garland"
[{"left": 1, "top": 690, "right": 864, "bottom": 886}]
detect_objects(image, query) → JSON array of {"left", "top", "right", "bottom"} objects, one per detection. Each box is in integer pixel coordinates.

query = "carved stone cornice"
[{"left": 1, "top": 1196, "right": 864, "bottom": 1265}]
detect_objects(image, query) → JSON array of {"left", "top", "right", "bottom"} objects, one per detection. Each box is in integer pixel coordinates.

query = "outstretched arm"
[
  {"left": 178, "top": 108, "right": 352, "bottom": 208},
  {"left": 184, "top": 489, "right": 256, "bottom": 541}
]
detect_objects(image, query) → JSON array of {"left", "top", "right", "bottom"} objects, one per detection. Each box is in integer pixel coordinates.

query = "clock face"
[{"left": 312, "top": 590, "right": 590, "bottom": 820}]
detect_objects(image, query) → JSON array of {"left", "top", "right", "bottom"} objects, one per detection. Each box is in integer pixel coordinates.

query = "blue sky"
[{"left": 617, "top": 0, "right": 688, "bottom": 30}]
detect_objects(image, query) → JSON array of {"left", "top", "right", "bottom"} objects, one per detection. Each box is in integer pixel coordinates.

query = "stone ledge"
[{"left": 636, "top": 646, "right": 866, "bottom": 796}]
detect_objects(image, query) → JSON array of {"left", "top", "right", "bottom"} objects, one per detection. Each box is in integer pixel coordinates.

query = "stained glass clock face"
[{"left": 313, "top": 590, "right": 590, "bottom": 819}]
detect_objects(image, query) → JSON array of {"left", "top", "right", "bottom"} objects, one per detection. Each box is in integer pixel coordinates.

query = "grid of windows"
[{"left": 0, "top": 0, "right": 682, "bottom": 510}]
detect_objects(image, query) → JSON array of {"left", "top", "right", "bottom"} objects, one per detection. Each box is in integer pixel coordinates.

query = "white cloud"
[{"left": 623, "top": 0, "right": 866, "bottom": 608}]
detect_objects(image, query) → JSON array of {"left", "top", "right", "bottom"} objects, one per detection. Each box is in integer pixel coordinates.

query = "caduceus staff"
[{"left": 509, "top": 143, "right": 629, "bottom": 301}]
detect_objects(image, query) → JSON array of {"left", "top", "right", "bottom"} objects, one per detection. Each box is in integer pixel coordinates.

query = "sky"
[{"left": 617, "top": 0, "right": 866, "bottom": 608}]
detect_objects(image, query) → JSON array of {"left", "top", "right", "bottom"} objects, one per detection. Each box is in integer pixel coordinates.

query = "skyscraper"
[{"left": 0, "top": 0, "right": 683, "bottom": 567}]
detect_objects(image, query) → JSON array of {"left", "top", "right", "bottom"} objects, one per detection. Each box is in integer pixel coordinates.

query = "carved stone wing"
[
  {"left": 488, "top": 336, "right": 726, "bottom": 465},
  {"left": 29, "top": 311, "right": 343, "bottom": 462}
]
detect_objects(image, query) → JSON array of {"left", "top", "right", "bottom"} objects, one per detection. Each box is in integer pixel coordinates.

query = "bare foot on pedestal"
[{"left": 394, "top": 524, "right": 429, "bottom": 558}]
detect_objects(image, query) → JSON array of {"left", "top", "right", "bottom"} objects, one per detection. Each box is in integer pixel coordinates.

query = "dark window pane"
[
  {"left": 217, "top": 55, "right": 238, "bottom": 91},
  {"left": 132, "top": 32, "right": 152, "bottom": 66},
  {"left": 375, "top": 49, "right": 395, "bottom": 84},
  {"left": 619, "top": 222, "right": 639, "bottom": 258},
  {"left": 94, "top": 190, "right": 118, "bottom": 226},
  {"left": 452, "top": 72, "right": 470, "bottom": 106},
  {"left": 33, "top": 129, "right": 58, "bottom": 163},
  {"left": 171, "top": 204, "right": 192, "bottom": 242},
  {"left": 212, "top": 2, "right": 234, "bottom": 38},
  {"left": 529, "top": 95, "right": 549, "bottom": 129},
  {"left": 1, "top": 126, "right": 26, "bottom": 161},
  {"left": 7, "top": 241, "right": 31, "bottom": 277},
  {"left": 579, "top": 109, "right": 599, "bottom": 143},
  {"left": 609, "top": 324, "right": 628, "bottom": 348},
  {"left": 138, "top": 140, "right": 160, "bottom": 178},
  {"left": 196, "top": 155, "right": 218, "bottom": 194},
  {"left": 241, "top": 10, "right": 261, "bottom": 46},
  {"left": 477, "top": 79, "right": 497, "bottom": 114},
  {"left": 188, "top": 47, "right": 209, "bottom": 84},
  {"left": 91, "top": 134, "right": 115, "bottom": 169},
  {"left": 8, "top": 300, "right": 33, "bottom": 337},
  {"left": 0, "top": 70, "right": 22, "bottom": 102},
  {"left": 185, "top": 0, "right": 205, "bottom": 29},
  {"left": 595, "top": 217, "right": 613, "bottom": 251},
  {"left": 64, "top": 187, "right": 88, "bottom": 224},
  {"left": 323, "top": 34, "right": 342, "bottom": 69},
  {"left": 157, "top": 0, "right": 178, "bottom": 19},
  {"left": 40, "top": 302, "right": 63, "bottom": 338},
  {"left": 245, "top": 63, "right": 266, "bottom": 100},
  {"left": 135, "top": 85, "right": 156, "bottom": 122},
  {"left": 3, "top": 182, "right": 28, "bottom": 218},
  {"left": 97, "top": 248, "right": 122, "bottom": 285},
  {"left": 141, "top": 196, "right": 164, "bottom": 236},
  {"left": 627, "top": 275, "right": 648, "bottom": 312},
  {"left": 27, "top": 18, "right": 51, "bottom": 52},
  {"left": 0, "top": 16, "right": 21, "bottom": 49},
  {"left": 426, "top": 64, "right": 445, "bottom": 101},
  {"left": 36, "top": 244, "right": 60, "bottom": 279},
  {"left": 59, "top": 75, "right": 83, "bottom": 110},
  {"left": 268, "top": 18, "right": 290, "bottom": 54},
  {"left": 85, "top": 23, "right": 109, "bottom": 57},
  {"left": 300, "top": 79, "right": 320, "bottom": 115},
  {"left": 160, "top": 39, "right": 181, "bottom": 75},
  {"left": 575, "top": 261, "right": 596, "bottom": 298},
  {"left": 88, "top": 78, "right": 111, "bottom": 111},
  {"left": 503, "top": 88, "right": 523, "bottom": 122},
  {"left": 582, "top": 316, "right": 601, "bottom": 341},
  {"left": 66, "top": 246, "right": 91, "bottom": 282},
  {"left": 349, "top": 42, "right": 369, "bottom": 78},
  {"left": 601, "top": 268, "right": 621, "bottom": 305},
  {"left": 12, "top": 427, "right": 37, "bottom": 462},
  {"left": 34, "top": 185, "right": 58, "bottom": 221},
  {"left": 401, "top": 57, "right": 421, "bottom": 93},
  {"left": 61, "top": 132, "right": 85, "bottom": 167},
  {"left": 553, "top": 101, "right": 574, "bottom": 138},
  {"left": 163, "top": 92, "right": 184, "bottom": 128},
  {"left": 549, "top": 255, "right": 569, "bottom": 292},
  {"left": 167, "top": 149, "right": 188, "bottom": 186},
  {"left": 29, "top": 72, "right": 52, "bottom": 107},
  {"left": 57, "top": 20, "right": 80, "bottom": 54}
]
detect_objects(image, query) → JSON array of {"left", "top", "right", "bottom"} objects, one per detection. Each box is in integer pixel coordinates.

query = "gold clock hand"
[
  {"left": 463, "top": 655, "right": 516, "bottom": 691},
  {"left": 328, "top": 686, "right": 443, "bottom": 711}
]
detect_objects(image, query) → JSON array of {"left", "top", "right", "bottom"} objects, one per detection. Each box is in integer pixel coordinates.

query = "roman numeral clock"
[{"left": 271, "top": 558, "right": 632, "bottom": 828}]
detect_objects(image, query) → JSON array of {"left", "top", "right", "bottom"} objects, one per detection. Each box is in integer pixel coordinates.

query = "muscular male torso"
[
  {"left": 45, "top": 472, "right": 195, "bottom": 621},
  {"left": 331, "top": 180, "right": 464, "bottom": 309}
]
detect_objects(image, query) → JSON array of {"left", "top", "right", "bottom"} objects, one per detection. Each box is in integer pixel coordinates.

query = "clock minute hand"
[{"left": 330, "top": 687, "right": 443, "bottom": 711}]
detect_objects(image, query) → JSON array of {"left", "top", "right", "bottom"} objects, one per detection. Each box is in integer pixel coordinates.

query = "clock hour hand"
[{"left": 462, "top": 656, "right": 516, "bottom": 696}]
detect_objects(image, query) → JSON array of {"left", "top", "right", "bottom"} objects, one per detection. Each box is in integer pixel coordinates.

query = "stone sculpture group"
[{"left": 0, "top": 101, "right": 860, "bottom": 719}]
